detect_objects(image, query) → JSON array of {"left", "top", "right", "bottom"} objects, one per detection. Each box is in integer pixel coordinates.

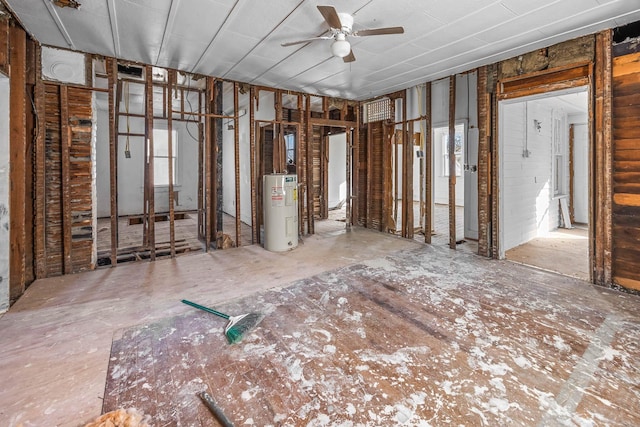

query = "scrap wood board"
[{"left": 103, "top": 246, "right": 640, "bottom": 426}]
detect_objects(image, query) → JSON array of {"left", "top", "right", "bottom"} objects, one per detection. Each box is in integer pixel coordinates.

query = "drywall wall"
[{"left": 0, "top": 77, "right": 9, "bottom": 313}]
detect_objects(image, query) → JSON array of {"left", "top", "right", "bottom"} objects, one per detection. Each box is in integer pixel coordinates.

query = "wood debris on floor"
[{"left": 103, "top": 246, "right": 640, "bottom": 426}]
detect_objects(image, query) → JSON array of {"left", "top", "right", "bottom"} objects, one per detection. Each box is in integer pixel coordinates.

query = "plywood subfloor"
[
  {"left": 506, "top": 226, "right": 590, "bottom": 281},
  {"left": 104, "top": 247, "right": 640, "bottom": 425},
  {"left": 1, "top": 227, "right": 638, "bottom": 426}
]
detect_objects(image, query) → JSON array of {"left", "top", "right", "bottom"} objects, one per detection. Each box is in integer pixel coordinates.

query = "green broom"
[{"left": 181, "top": 299, "right": 262, "bottom": 344}]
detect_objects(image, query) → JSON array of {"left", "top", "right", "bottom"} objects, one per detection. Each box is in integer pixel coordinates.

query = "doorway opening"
[
  {"left": 499, "top": 87, "right": 590, "bottom": 280},
  {"left": 431, "top": 123, "right": 465, "bottom": 246},
  {"left": 314, "top": 127, "right": 353, "bottom": 236},
  {"left": 426, "top": 73, "right": 478, "bottom": 252}
]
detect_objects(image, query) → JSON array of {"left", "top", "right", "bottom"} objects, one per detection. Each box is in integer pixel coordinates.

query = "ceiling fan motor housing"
[{"left": 336, "top": 12, "right": 354, "bottom": 33}]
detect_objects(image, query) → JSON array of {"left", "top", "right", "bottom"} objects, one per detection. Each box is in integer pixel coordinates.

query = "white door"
[
  {"left": 464, "top": 127, "right": 479, "bottom": 240},
  {"left": 573, "top": 123, "right": 589, "bottom": 224}
]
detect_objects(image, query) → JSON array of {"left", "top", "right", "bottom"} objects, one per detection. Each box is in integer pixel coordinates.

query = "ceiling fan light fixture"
[{"left": 331, "top": 36, "right": 351, "bottom": 58}]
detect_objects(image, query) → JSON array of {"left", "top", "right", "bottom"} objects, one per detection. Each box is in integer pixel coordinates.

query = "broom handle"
[{"left": 181, "top": 299, "right": 230, "bottom": 320}]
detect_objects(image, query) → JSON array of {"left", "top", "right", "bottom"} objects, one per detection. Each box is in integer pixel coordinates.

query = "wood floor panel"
[
  {"left": 3, "top": 228, "right": 639, "bottom": 426},
  {"left": 102, "top": 246, "right": 640, "bottom": 426}
]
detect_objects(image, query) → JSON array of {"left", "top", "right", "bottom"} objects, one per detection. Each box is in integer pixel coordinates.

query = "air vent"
[
  {"left": 363, "top": 98, "right": 391, "bottom": 124},
  {"left": 117, "top": 64, "right": 143, "bottom": 79}
]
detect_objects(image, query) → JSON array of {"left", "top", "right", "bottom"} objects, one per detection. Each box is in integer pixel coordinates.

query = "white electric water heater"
[{"left": 263, "top": 174, "right": 298, "bottom": 252}]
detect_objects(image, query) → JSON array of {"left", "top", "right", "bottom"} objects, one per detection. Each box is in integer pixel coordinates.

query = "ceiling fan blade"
[
  {"left": 353, "top": 26, "right": 405, "bottom": 37},
  {"left": 343, "top": 50, "right": 356, "bottom": 63},
  {"left": 281, "top": 36, "right": 332, "bottom": 47},
  {"left": 317, "top": 5, "right": 342, "bottom": 29}
]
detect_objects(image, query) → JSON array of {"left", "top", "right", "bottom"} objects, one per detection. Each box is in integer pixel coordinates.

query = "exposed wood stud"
[
  {"left": 352, "top": 105, "right": 360, "bottom": 226},
  {"left": 297, "top": 94, "right": 304, "bottom": 235},
  {"left": 234, "top": 82, "right": 241, "bottom": 247},
  {"left": 60, "top": 85, "right": 72, "bottom": 274},
  {"left": 204, "top": 78, "right": 213, "bottom": 250},
  {"left": 9, "top": 25, "right": 27, "bottom": 296},
  {"left": 448, "top": 76, "right": 457, "bottom": 249},
  {"left": 393, "top": 127, "right": 399, "bottom": 232},
  {"left": 214, "top": 80, "right": 224, "bottom": 245},
  {"left": 144, "top": 65, "right": 155, "bottom": 261},
  {"left": 345, "top": 128, "right": 351, "bottom": 232},
  {"left": 476, "top": 67, "right": 491, "bottom": 257},
  {"left": 424, "top": 82, "right": 433, "bottom": 244},
  {"left": 305, "top": 95, "right": 314, "bottom": 234},
  {"left": 34, "top": 44, "right": 47, "bottom": 279},
  {"left": 366, "top": 122, "right": 372, "bottom": 229},
  {"left": 250, "top": 86, "right": 258, "bottom": 243},
  {"left": 167, "top": 70, "right": 176, "bottom": 258},
  {"left": 108, "top": 59, "right": 119, "bottom": 267}
]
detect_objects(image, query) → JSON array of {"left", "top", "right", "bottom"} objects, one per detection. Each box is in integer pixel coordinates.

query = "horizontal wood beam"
[{"left": 309, "top": 117, "right": 357, "bottom": 128}]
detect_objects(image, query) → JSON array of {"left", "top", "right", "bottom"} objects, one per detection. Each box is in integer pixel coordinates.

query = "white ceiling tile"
[{"left": 5, "top": 0, "right": 640, "bottom": 100}]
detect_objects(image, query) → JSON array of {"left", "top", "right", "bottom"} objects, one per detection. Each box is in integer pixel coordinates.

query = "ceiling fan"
[{"left": 281, "top": 5, "right": 404, "bottom": 63}]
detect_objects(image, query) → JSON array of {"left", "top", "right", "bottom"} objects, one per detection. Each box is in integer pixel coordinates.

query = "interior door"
[{"left": 464, "top": 127, "right": 479, "bottom": 240}]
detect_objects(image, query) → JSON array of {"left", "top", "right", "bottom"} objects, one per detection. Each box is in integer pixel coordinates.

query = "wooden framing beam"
[
  {"left": 476, "top": 66, "right": 494, "bottom": 257},
  {"left": 34, "top": 44, "right": 47, "bottom": 278},
  {"left": 297, "top": 94, "right": 304, "bottom": 235},
  {"left": 9, "top": 25, "right": 27, "bottom": 294},
  {"left": 108, "top": 59, "right": 119, "bottom": 266},
  {"left": 366, "top": 122, "right": 372, "bottom": 229},
  {"left": 352, "top": 105, "right": 360, "bottom": 226},
  {"left": 167, "top": 69, "right": 176, "bottom": 257},
  {"left": 214, "top": 80, "right": 224, "bottom": 244},
  {"left": 144, "top": 65, "right": 156, "bottom": 260},
  {"left": 345, "top": 128, "right": 351, "bottom": 232},
  {"left": 309, "top": 117, "right": 357, "bottom": 128},
  {"left": 234, "top": 82, "right": 241, "bottom": 247},
  {"left": 204, "top": 78, "right": 213, "bottom": 249},
  {"left": 250, "top": 86, "right": 258, "bottom": 243},
  {"left": 305, "top": 95, "right": 314, "bottom": 234},
  {"left": 594, "top": 30, "right": 613, "bottom": 285},
  {"left": 424, "top": 82, "right": 432, "bottom": 244},
  {"left": 448, "top": 76, "right": 457, "bottom": 249},
  {"left": 60, "top": 85, "right": 72, "bottom": 274}
]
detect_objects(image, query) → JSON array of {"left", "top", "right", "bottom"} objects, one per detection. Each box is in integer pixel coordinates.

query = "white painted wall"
[
  {"left": 0, "top": 76, "right": 9, "bottom": 313},
  {"left": 222, "top": 90, "right": 253, "bottom": 226},
  {"left": 328, "top": 133, "right": 346, "bottom": 209},
  {"left": 501, "top": 100, "right": 557, "bottom": 251},
  {"left": 95, "top": 104, "right": 200, "bottom": 217},
  {"left": 572, "top": 122, "right": 589, "bottom": 224}
]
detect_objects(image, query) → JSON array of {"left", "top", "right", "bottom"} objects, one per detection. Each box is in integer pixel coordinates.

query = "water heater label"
[{"left": 271, "top": 186, "right": 284, "bottom": 207}]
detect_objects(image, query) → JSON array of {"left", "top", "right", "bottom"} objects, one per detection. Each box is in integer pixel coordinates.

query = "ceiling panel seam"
[
  {"left": 156, "top": 0, "right": 181, "bottom": 65},
  {"left": 190, "top": 0, "right": 241, "bottom": 74},
  {"left": 42, "top": 0, "right": 74, "bottom": 49},
  {"left": 220, "top": 0, "right": 307, "bottom": 80},
  {"left": 106, "top": 0, "right": 120, "bottom": 58}
]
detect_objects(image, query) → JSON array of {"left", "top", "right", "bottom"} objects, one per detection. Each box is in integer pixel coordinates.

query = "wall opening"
[{"left": 499, "top": 87, "right": 590, "bottom": 281}]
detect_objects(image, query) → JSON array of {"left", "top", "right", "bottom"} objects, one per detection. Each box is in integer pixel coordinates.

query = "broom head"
[{"left": 225, "top": 312, "right": 263, "bottom": 344}]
